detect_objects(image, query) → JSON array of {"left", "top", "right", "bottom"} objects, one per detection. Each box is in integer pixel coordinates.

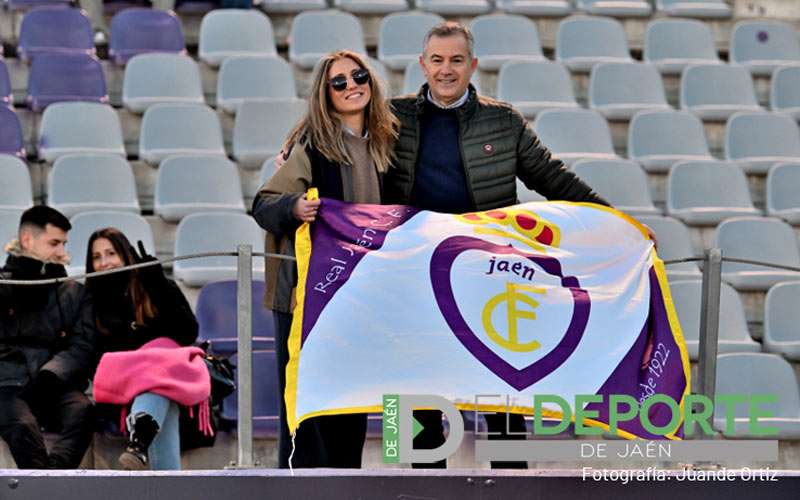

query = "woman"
[
  {"left": 86, "top": 227, "right": 201, "bottom": 471},
  {"left": 252, "top": 50, "right": 399, "bottom": 468}
]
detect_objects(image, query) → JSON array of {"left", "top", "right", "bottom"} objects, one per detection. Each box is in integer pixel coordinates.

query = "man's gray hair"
[{"left": 422, "top": 21, "right": 474, "bottom": 59}]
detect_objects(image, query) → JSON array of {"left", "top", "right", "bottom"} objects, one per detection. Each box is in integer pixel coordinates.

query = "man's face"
[
  {"left": 419, "top": 34, "right": 478, "bottom": 106},
  {"left": 21, "top": 224, "right": 68, "bottom": 263}
]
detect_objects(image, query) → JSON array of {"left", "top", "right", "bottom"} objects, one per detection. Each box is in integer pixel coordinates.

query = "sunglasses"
[{"left": 329, "top": 68, "right": 370, "bottom": 92}]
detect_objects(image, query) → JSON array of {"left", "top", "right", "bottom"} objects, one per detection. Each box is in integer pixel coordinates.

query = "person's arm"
[
  {"left": 40, "top": 285, "right": 98, "bottom": 386},
  {"left": 252, "top": 146, "right": 316, "bottom": 237},
  {"left": 149, "top": 279, "right": 198, "bottom": 347}
]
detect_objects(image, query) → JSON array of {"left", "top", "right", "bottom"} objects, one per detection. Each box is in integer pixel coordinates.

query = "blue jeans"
[{"left": 130, "top": 393, "right": 181, "bottom": 470}]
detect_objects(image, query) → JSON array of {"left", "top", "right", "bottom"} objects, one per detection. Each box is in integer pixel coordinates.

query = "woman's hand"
[{"left": 292, "top": 195, "right": 321, "bottom": 223}]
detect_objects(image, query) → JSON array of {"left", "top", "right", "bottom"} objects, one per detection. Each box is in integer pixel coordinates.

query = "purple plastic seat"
[
  {"left": 18, "top": 7, "right": 94, "bottom": 62},
  {"left": 196, "top": 280, "right": 275, "bottom": 356},
  {"left": 109, "top": 8, "right": 186, "bottom": 66},
  {"left": 27, "top": 53, "right": 108, "bottom": 112},
  {"left": 0, "top": 108, "right": 25, "bottom": 158},
  {"left": 220, "top": 350, "right": 279, "bottom": 438},
  {"left": 0, "top": 60, "right": 11, "bottom": 108},
  {"left": 7, "top": 0, "right": 71, "bottom": 11}
]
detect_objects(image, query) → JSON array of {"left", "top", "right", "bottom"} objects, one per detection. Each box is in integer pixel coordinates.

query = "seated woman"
[{"left": 86, "top": 227, "right": 200, "bottom": 470}]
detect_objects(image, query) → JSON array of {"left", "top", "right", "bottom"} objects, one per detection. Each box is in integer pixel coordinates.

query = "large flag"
[{"left": 286, "top": 191, "right": 690, "bottom": 439}]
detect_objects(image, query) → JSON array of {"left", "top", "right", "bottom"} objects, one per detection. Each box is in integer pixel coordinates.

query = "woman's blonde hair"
[{"left": 286, "top": 50, "right": 399, "bottom": 173}]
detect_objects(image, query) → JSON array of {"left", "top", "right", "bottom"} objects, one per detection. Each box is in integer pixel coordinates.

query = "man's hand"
[{"left": 292, "top": 195, "right": 321, "bottom": 223}]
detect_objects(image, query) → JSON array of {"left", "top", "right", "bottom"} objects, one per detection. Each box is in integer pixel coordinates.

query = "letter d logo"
[{"left": 398, "top": 395, "right": 464, "bottom": 464}]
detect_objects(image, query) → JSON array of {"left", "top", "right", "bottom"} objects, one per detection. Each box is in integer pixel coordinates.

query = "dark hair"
[
  {"left": 85, "top": 227, "right": 157, "bottom": 329},
  {"left": 423, "top": 21, "right": 475, "bottom": 59},
  {"left": 19, "top": 206, "right": 71, "bottom": 235}
]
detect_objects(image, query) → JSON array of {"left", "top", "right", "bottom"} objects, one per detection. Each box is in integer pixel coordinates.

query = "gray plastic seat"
[
  {"left": 216, "top": 56, "right": 297, "bottom": 114},
  {"left": 417, "top": 0, "right": 492, "bottom": 15},
  {"left": 173, "top": 212, "right": 265, "bottom": 287},
  {"left": 714, "top": 353, "right": 800, "bottom": 439},
  {"left": 714, "top": 217, "right": 800, "bottom": 291},
  {"left": 198, "top": 9, "right": 277, "bottom": 67},
  {"left": 289, "top": 10, "right": 366, "bottom": 70},
  {"left": 139, "top": 103, "right": 226, "bottom": 166},
  {"left": 403, "top": 60, "right": 483, "bottom": 95},
  {"left": 556, "top": 16, "right": 633, "bottom": 72},
  {"left": 656, "top": 0, "right": 731, "bottom": 18},
  {"left": 233, "top": 99, "right": 307, "bottom": 169},
  {"left": 724, "top": 112, "right": 800, "bottom": 174},
  {"left": 667, "top": 161, "right": 759, "bottom": 226},
  {"left": 767, "top": 163, "right": 800, "bottom": 225},
  {"left": 378, "top": 12, "right": 444, "bottom": 71},
  {"left": 764, "top": 282, "right": 800, "bottom": 360},
  {"left": 497, "top": 0, "right": 573, "bottom": 16},
  {"left": 533, "top": 109, "right": 619, "bottom": 166},
  {"left": 572, "top": 159, "right": 660, "bottom": 216},
  {"left": 122, "top": 53, "right": 204, "bottom": 114},
  {"left": 680, "top": 64, "right": 762, "bottom": 121},
  {"left": 670, "top": 280, "right": 759, "bottom": 360},
  {"left": 628, "top": 110, "right": 713, "bottom": 173},
  {"left": 333, "top": 0, "right": 409, "bottom": 14},
  {"left": 38, "top": 102, "right": 125, "bottom": 163},
  {"left": 644, "top": 19, "right": 721, "bottom": 75},
  {"left": 66, "top": 211, "right": 155, "bottom": 276},
  {"left": 0, "top": 210, "right": 23, "bottom": 266},
  {"left": 469, "top": 14, "right": 545, "bottom": 71},
  {"left": 588, "top": 62, "right": 670, "bottom": 120},
  {"left": 497, "top": 61, "right": 578, "bottom": 118},
  {"left": 516, "top": 178, "right": 546, "bottom": 203},
  {"left": 771, "top": 65, "right": 800, "bottom": 120},
  {"left": 261, "top": 0, "right": 326, "bottom": 13},
  {"left": 576, "top": 0, "right": 651, "bottom": 17},
  {"left": 49, "top": 154, "right": 139, "bottom": 218},
  {"left": 0, "top": 155, "right": 33, "bottom": 212},
  {"left": 635, "top": 215, "right": 701, "bottom": 279},
  {"left": 730, "top": 21, "right": 800, "bottom": 76},
  {"left": 259, "top": 157, "right": 278, "bottom": 186},
  {"left": 155, "top": 155, "right": 245, "bottom": 222}
]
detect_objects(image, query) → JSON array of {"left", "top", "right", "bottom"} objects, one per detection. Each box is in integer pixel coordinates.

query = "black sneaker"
[{"left": 119, "top": 412, "right": 159, "bottom": 471}]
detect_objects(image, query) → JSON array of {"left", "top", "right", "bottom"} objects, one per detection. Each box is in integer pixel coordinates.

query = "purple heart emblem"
[{"left": 430, "top": 236, "right": 590, "bottom": 391}]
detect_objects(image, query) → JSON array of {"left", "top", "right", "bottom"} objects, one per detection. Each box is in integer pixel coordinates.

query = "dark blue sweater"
[{"left": 410, "top": 101, "right": 472, "bottom": 214}]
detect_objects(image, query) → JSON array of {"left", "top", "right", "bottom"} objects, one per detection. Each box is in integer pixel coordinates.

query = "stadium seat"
[
  {"left": 669, "top": 280, "right": 759, "bottom": 360},
  {"left": 216, "top": 56, "right": 297, "bottom": 114},
  {"left": 259, "top": 157, "right": 278, "bottom": 186},
  {"left": 66, "top": 211, "right": 155, "bottom": 276},
  {"left": 378, "top": 12, "right": 444, "bottom": 71},
  {"left": 109, "top": 8, "right": 185, "bottom": 66},
  {"left": 730, "top": 21, "right": 800, "bottom": 76},
  {"left": 48, "top": 154, "right": 139, "bottom": 218},
  {"left": 533, "top": 108, "right": 618, "bottom": 166},
  {"left": 139, "top": 103, "right": 226, "bottom": 166},
  {"left": 666, "top": 161, "right": 759, "bottom": 226},
  {"left": 198, "top": 9, "right": 277, "bottom": 67},
  {"left": 0, "top": 107, "right": 25, "bottom": 159},
  {"left": 714, "top": 353, "right": 800, "bottom": 439},
  {"left": 576, "top": 0, "right": 651, "bottom": 17},
  {"left": 155, "top": 155, "right": 245, "bottom": 222},
  {"left": 635, "top": 215, "right": 701, "bottom": 279},
  {"left": 469, "top": 14, "right": 545, "bottom": 71},
  {"left": 714, "top": 217, "right": 800, "bottom": 291},
  {"left": 764, "top": 282, "right": 800, "bottom": 360},
  {"left": 572, "top": 159, "right": 660, "bottom": 216},
  {"left": 38, "top": 102, "right": 125, "bottom": 162},
  {"left": 0, "top": 155, "right": 33, "bottom": 212},
  {"left": 416, "top": 0, "right": 492, "bottom": 15},
  {"left": 289, "top": 10, "right": 366, "bottom": 70},
  {"left": 333, "top": 0, "right": 408, "bottom": 14},
  {"left": 771, "top": 65, "right": 800, "bottom": 120},
  {"left": 261, "top": 0, "right": 326, "bottom": 13},
  {"left": 0, "top": 210, "right": 23, "bottom": 266},
  {"left": 220, "top": 350, "right": 279, "bottom": 438},
  {"left": 680, "top": 64, "right": 761, "bottom": 121},
  {"left": 173, "top": 212, "right": 265, "bottom": 287},
  {"left": 643, "top": 19, "right": 721, "bottom": 75},
  {"left": 233, "top": 99, "right": 307, "bottom": 169},
  {"left": 588, "top": 62, "right": 670, "bottom": 120},
  {"left": 26, "top": 53, "right": 108, "bottom": 112},
  {"left": 497, "top": 61, "right": 578, "bottom": 118},
  {"left": 496, "top": 0, "right": 573, "bottom": 16},
  {"left": 767, "top": 163, "right": 800, "bottom": 225},
  {"left": 17, "top": 7, "right": 94, "bottom": 62},
  {"left": 0, "top": 60, "right": 11, "bottom": 108},
  {"left": 196, "top": 280, "right": 275, "bottom": 356},
  {"left": 556, "top": 16, "right": 633, "bottom": 72},
  {"left": 655, "top": 0, "right": 731, "bottom": 18},
  {"left": 628, "top": 110, "right": 713, "bottom": 173},
  {"left": 403, "top": 60, "right": 483, "bottom": 95},
  {"left": 724, "top": 112, "right": 800, "bottom": 174},
  {"left": 122, "top": 53, "right": 204, "bottom": 114},
  {"left": 516, "top": 178, "right": 546, "bottom": 203}
]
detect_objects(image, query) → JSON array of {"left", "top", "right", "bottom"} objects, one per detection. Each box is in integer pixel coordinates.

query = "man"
[{"left": 0, "top": 206, "right": 96, "bottom": 469}]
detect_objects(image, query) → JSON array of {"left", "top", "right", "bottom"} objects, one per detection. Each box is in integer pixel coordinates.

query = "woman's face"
[
  {"left": 326, "top": 57, "right": 371, "bottom": 117},
  {"left": 91, "top": 237, "right": 124, "bottom": 271}
]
